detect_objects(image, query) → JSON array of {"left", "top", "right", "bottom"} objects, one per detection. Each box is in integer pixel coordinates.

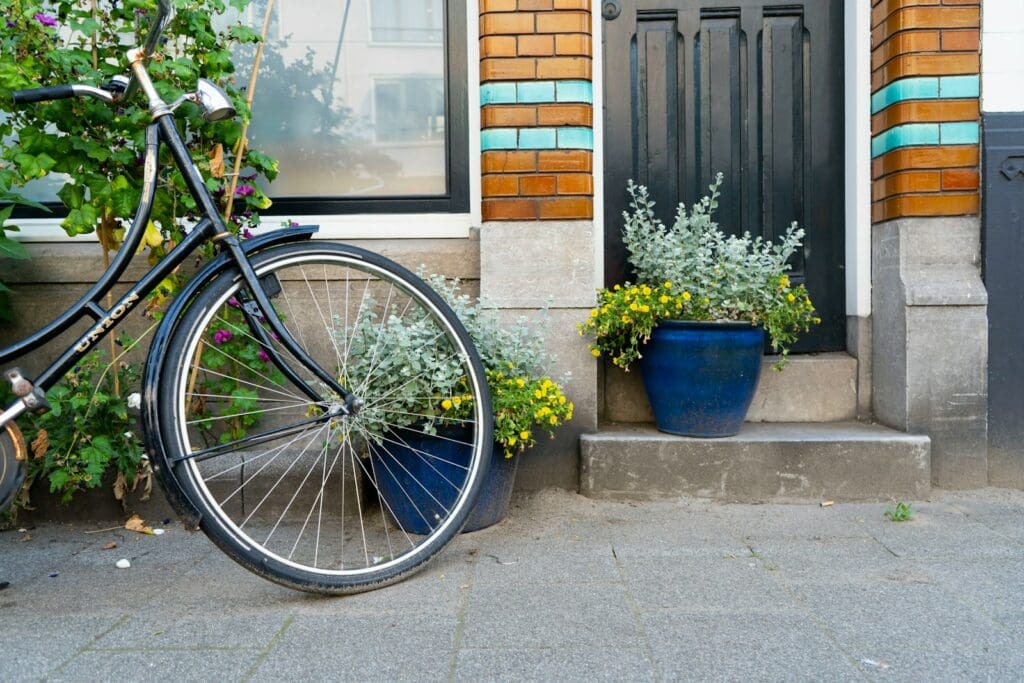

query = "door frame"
[{"left": 591, "top": 0, "right": 873, "bottom": 334}]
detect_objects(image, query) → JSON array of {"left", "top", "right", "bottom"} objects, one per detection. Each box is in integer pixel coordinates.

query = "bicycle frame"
[{"left": 1, "top": 94, "right": 352, "bottom": 431}]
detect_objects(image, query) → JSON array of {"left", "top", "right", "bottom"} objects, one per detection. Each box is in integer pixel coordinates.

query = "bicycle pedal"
[{"left": 4, "top": 368, "right": 32, "bottom": 398}]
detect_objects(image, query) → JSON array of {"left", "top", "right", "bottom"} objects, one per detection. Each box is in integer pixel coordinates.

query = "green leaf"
[
  {"left": 0, "top": 235, "right": 29, "bottom": 260},
  {"left": 57, "top": 182, "right": 86, "bottom": 210}
]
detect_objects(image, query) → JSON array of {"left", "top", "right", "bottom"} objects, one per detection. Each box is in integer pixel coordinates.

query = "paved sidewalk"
[{"left": 3, "top": 488, "right": 1024, "bottom": 681}]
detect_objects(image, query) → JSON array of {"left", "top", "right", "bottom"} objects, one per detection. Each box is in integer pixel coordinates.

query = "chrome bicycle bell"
[{"left": 195, "top": 79, "right": 236, "bottom": 122}]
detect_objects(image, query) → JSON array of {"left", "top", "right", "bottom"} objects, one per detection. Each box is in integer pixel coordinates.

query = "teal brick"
[
  {"left": 519, "top": 128, "right": 558, "bottom": 149},
  {"left": 555, "top": 80, "right": 593, "bottom": 103},
  {"left": 481, "top": 128, "right": 519, "bottom": 151},
  {"left": 939, "top": 75, "right": 980, "bottom": 99},
  {"left": 557, "top": 127, "right": 594, "bottom": 150},
  {"left": 870, "top": 77, "right": 939, "bottom": 114},
  {"left": 871, "top": 123, "right": 939, "bottom": 157},
  {"left": 940, "top": 121, "right": 979, "bottom": 145},
  {"left": 517, "top": 81, "right": 556, "bottom": 103},
  {"left": 480, "top": 83, "right": 517, "bottom": 106}
]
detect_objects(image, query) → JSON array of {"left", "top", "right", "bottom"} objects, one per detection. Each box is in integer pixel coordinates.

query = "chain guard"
[{"left": 0, "top": 422, "right": 27, "bottom": 513}]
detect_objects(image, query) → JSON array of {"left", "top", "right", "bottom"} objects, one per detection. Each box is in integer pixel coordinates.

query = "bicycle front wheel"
[{"left": 157, "top": 242, "right": 492, "bottom": 594}]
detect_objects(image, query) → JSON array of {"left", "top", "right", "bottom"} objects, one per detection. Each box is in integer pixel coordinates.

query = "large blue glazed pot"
[
  {"left": 371, "top": 426, "right": 517, "bottom": 535},
  {"left": 639, "top": 320, "right": 764, "bottom": 437}
]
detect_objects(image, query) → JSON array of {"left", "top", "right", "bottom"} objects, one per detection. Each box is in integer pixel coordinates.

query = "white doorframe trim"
[
  {"left": 844, "top": 0, "right": 872, "bottom": 318},
  {"left": 592, "top": 8, "right": 606, "bottom": 289}
]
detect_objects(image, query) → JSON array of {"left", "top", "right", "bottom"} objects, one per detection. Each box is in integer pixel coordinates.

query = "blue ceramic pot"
[
  {"left": 371, "top": 426, "right": 517, "bottom": 534},
  {"left": 639, "top": 320, "right": 764, "bottom": 437}
]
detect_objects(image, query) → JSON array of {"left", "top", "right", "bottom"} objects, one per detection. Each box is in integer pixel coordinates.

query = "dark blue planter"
[
  {"left": 371, "top": 426, "right": 517, "bottom": 535},
  {"left": 639, "top": 320, "right": 764, "bottom": 437}
]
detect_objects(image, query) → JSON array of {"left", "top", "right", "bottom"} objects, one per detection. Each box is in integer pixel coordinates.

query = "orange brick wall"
[
  {"left": 870, "top": 0, "right": 981, "bottom": 223},
  {"left": 479, "top": 0, "right": 595, "bottom": 221}
]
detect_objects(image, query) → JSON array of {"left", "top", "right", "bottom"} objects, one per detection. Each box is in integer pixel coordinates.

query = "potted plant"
[
  {"left": 346, "top": 275, "right": 573, "bottom": 533},
  {"left": 579, "top": 174, "right": 819, "bottom": 437}
]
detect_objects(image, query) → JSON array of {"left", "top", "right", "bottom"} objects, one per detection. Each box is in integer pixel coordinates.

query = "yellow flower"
[
  {"left": 520, "top": 430, "right": 530, "bottom": 440},
  {"left": 641, "top": 286, "right": 652, "bottom": 296},
  {"left": 535, "top": 389, "right": 543, "bottom": 399},
  {"left": 613, "top": 284, "right": 621, "bottom": 291},
  {"left": 682, "top": 291, "right": 692, "bottom": 301},
  {"left": 591, "top": 348, "right": 601, "bottom": 357},
  {"left": 621, "top": 315, "right": 631, "bottom": 324},
  {"left": 549, "top": 415, "right": 558, "bottom": 425},
  {"left": 659, "top": 295, "right": 669, "bottom": 304},
  {"left": 787, "top": 293, "right": 796, "bottom": 303},
  {"left": 441, "top": 399, "right": 453, "bottom": 410},
  {"left": 640, "top": 305, "right": 650, "bottom": 313},
  {"left": 629, "top": 302, "right": 639, "bottom": 312},
  {"left": 453, "top": 396, "right": 462, "bottom": 407},
  {"left": 516, "top": 378, "right": 526, "bottom": 388},
  {"left": 664, "top": 281, "right": 672, "bottom": 289},
  {"left": 508, "top": 436, "right": 517, "bottom": 446},
  {"left": 590, "top": 308, "right": 599, "bottom": 318},
  {"left": 779, "top": 275, "right": 790, "bottom": 289},
  {"left": 558, "top": 395, "right": 566, "bottom": 405}
]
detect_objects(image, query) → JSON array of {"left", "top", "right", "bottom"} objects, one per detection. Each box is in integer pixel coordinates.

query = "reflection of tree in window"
[
  {"left": 374, "top": 79, "right": 445, "bottom": 144},
  {"left": 370, "top": 0, "right": 443, "bottom": 43},
  {"left": 236, "top": 41, "right": 400, "bottom": 196}
]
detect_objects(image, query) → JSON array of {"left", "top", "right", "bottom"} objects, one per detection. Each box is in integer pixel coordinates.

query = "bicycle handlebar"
[{"left": 11, "top": 85, "right": 76, "bottom": 104}]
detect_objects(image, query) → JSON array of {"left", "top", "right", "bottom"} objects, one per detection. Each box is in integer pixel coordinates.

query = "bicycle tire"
[{"left": 155, "top": 241, "right": 492, "bottom": 594}]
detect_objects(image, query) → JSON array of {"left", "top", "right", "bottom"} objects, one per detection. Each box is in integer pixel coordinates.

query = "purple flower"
[
  {"left": 6, "top": 20, "right": 16, "bottom": 28},
  {"left": 289, "top": 220, "right": 300, "bottom": 227},
  {"left": 227, "top": 297, "right": 241, "bottom": 308},
  {"left": 213, "top": 329, "right": 233, "bottom": 345},
  {"left": 234, "top": 184, "right": 255, "bottom": 197},
  {"left": 258, "top": 349, "right": 270, "bottom": 363},
  {"left": 33, "top": 13, "right": 57, "bottom": 27},
  {"left": 242, "top": 228, "right": 254, "bottom": 239}
]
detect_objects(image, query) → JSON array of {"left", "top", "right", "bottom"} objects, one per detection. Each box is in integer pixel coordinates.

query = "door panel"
[{"left": 604, "top": 0, "right": 845, "bottom": 351}]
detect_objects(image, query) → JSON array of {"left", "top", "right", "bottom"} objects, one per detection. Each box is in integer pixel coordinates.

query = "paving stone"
[
  {"left": 250, "top": 613, "right": 455, "bottom": 682},
  {"left": 52, "top": 649, "right": 261, "bottom": 682},
  {"left": 745, "top": 537, "right": 907, "bottom": 585},
  {"left": 640, "top": 611, "right": 861, "bottom": 681},
  {"left": 0, "top": 613, "right": 123, "bottom": 683},
  {"left": 92, "top": 612, "right": 291, "bottom": 650},
  {"left": 461, "top": 582, "right": 640, "bottom": 649},
  {"left": 454, "top": 647, "right": 656, "bottom": 682},
  {"left": 915, "top": 559, "right": 1024, "bottom": 621}
]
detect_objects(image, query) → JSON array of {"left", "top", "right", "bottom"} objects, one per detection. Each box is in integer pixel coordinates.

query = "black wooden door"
[{"left": 602, "top": 0, "right": 845, "bottom": 351}]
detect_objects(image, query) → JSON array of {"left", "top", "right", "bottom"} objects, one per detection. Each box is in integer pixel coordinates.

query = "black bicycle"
[{"left": 0, "top": 0, "right": 492, "bottom": 594}]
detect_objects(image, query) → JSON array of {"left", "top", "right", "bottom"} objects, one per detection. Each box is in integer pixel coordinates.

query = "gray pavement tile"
[
  {"left": 470, "top": 539, "right": 620, "bottom": 587},
  {"left": 460, "top": 581, "right": 641, "bottom": 649},
  {"left": 915, "top": 559, "right": 1024, "bottom": 621},
  {"left": 91, "top": 611, "right": 290, "bottom": 650},
  {"left": 619, "top": 554, "right": 799, "bottom": 613},
  {"left": 249, "top": 613, "right": 455, "bottom": 682},
  {"left": 720, "top": 501, "right": 884, "bottom": 540},
  {"left": 790, "top": 581, "right": 1017, "bottom": 654},
  {"left": 453, "top": 647, "right": 656, "bottom": 682},
  {"left": 747, "top": 536, "right": 907, "bottom": 584},
  {"left": 851, "top": 645, "right": 1024, "bottom": 682},
  {"left": 870, "top": 514, "right": 1024, "bottom": 560},
  {"left": 0, "top": 613, "right": 125, "bottom": 683},
  {"left": 51, "top": 648, "right": 260, "bottom": 682},
  {"left": 640, "top": 611, "right": 861, "bottom": 681}
]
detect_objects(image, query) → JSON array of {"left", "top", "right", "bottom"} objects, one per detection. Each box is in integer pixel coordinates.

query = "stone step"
[
  {"left": 602, "top": 352, "right": 859, "bottom": 423},
  {"left": 580, "top": 422, "right": 930, "bottom": 502}
]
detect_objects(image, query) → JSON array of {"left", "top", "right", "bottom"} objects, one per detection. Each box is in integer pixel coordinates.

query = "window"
[
  {"left": 370, "top": 0, "right": 444, "bottom": 44},
  {"left": 239, "top": 0, "right": 468, "bottom": 214}
]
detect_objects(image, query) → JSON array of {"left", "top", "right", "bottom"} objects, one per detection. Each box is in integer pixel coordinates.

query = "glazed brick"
[
  {"left": 483, "top": 150, "right": 538, "bottom": 173},
  {"left": 872, "top": 170, "right": 941, "bottom": 201},
  {"left": 537, "top": 56, "right": 592, "bottom": 80},
  {"left": 536, "top": 11, "right": 591, "bottom": 34},
  {"left": 481, "top": 0, "right": 517, "bottom": 10},
  {"left": 872, "top": 145, "right": 978, "bottom": 179},
  {"left": 875, "top": 53, "right": 979, "bottom": 87},
  {"left": 537, "top": 103, "right": 592, "bottom": 127},
  {"left": 483, "top": 198, "right": 538, "bottom": 220},
  {"left": 518, "top": 35, "right": 554, "bottom": 56},
  {"left": 481, "top": 57, "right": 537, "bottom": 81},
  {"left": 557, "top": 173, "right": 593, "bottom": 195},
  {"left": 520, "top": 175, "right": 558, "bottom": 195},
  {"left": 483, "top": 174, "right": 520, "bottom": 197},
  {"left": 871, "top": 99, "right": 978, "bottom": 132},
  {"left": 873, "top": 192, "right": 978, "bottom": 220},
  {"left": 871, "top": 30, "right": 940, "bottom": 71},
  {"left": 481, "top": 13, "right": 535, "bottom": 36},
  {"left": 941, "top": 168, "right": 979, "bottom": 190},
  {"left": 941, "top": 29, "right": 979, "bottom": 51},
  {"left": 555, "top": 34, "right": 592, "bottom": 56},
  {"left": 538, "top": 149, "right": 592, "bottom": 172},
  {"left": 553, "top": 0, "right": 590, "bottom": 8},
  {"left": 871, "top": 0, "right": 939, "bottom": 29},
  {"left": 872, "top": 7, "right": 980, "bottom": 48},
  {"left": 518, "top": 0, "right": 553, "bottom": 9},
  {"left": 482, "top": 105, "right": 538, "bottom": 128},
  {"left": 538, "top": 196, "right": 593, "bottom": 219},
  {"left": 481, "top": 36, "right": 517, "bottom": 58}
]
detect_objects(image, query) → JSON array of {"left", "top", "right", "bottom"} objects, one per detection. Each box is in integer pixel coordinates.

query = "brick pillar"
[
  {"left": 479, "top": 0, "right": 594, "bottom": 221},
  {"left": 477, "top": 0, "right": 598, "bottom": 491},
  {"left": 869, "top": 0, "right": 988, "bottom": 488}
]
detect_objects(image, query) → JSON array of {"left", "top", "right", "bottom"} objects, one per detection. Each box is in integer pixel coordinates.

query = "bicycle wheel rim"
[{"left": 165, "top": 245, "right": 491, "bottom": 585}]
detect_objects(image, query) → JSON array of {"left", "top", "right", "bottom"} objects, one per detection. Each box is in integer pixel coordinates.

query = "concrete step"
[
  {"left": 602, "top": 353, "right": 859, "bottom": 423},
  {"left": 580, "top": 422, "right": 930, "bottom": 502}
]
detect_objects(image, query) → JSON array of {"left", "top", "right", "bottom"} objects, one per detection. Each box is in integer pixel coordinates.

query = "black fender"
[{"left": 141, "top": 226, "right": 318, "bottom": 528}]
